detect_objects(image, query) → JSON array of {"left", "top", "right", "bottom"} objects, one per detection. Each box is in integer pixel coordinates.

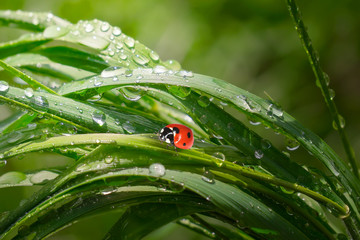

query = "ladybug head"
[{"left": 159, "top": 127, "right": 174, "bottom": 144}]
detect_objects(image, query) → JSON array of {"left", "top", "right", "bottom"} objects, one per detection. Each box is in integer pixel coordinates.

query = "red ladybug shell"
[{"left": 159, "top": 124, "right": 194, "bottom": 149}]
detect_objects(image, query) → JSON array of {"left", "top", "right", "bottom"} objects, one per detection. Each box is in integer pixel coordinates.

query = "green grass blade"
[
  {"left": 0, "top": 60, "right": 57, "bottom": 94},
  {"left": 105, "top": 203, "right": 207, "bottom": 240},
  {"left": 0, "top": 170, "right": 59, "bottom": 188},
  {"left": 0, "top": 85, "right": 164, "bottom": 134},
  {"left": 286, "top": 0, "right": 358, "bottom": 179},
  {"left": 0, "top": 10, "right": 70, "bottom": 31},
  {"left": 57, "top": 69, "right": 360, "bottom": 201}
]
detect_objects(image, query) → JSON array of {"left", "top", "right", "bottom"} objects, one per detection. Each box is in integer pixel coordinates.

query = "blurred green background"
[{"left": 0, "top": 0, "right": 359, "bottom": 239}]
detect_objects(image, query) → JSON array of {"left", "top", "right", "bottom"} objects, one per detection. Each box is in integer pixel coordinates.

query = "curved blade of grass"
[
  {"left": 105, "top": 203, "right": 209, "bottom": 240},
  {"left": 0, "top": 85, "right": 164, "bottom": 134},
  {"left": 287, "top": 0, "right": 358, "bottom": 179},
  {"left": 178, "top": 216, "right": 254, "bottom": 240},
  {"left": 0, "top": 34, "right": 50, "bottom": 59},
  {"left": 0, "top": 10, "right": 70, "bottom": 31},
  {"left": 0, "top": 60, "right": 57, "bottom": 94},
  {"left": 1, "top": 133, "right": 349, "bottom": 218},
  {"left": 0, "top": 112, "right": 36, "bottom": 134},
  {"left": 1, "top": 167, "right": 311, "bottom": 240},
  {"left": 57, "top": 70, "right": 360, "bottom": 202},
  {"left": 0, "top": 170, "right": 59, "bottom": 188}
]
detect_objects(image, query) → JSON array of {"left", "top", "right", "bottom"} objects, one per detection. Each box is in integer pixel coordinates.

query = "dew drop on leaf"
[
  {"left": 84, "top": 23, "right": 94, "bottom": 33},
  {"left": 197, "top": 95, "right": 210, "bottom": 107},
  {"left": 24, "top": 88, "right": 34, "bottom": 98},
  {"left": 119, "top": 87, "right": 143, "bottom": 101},
  {"left": 201, "top": 169, "right": 215, "bottom": 184},
  {"left": 112, "top": 26, "right": 122, "bottom": 36},
  {"left": 212, "top": 152, "right": 225, "bottom": 167},
  {"left": 332, "top": 115, "right": 346, "bottom": 130},
  {"left": 100, "top": 22, "right": 110, "bottom": 32},
  {"left": 285, "top": 138, "right": 300, "bottom": 151},
  {"left": 0, "top": 171, "right": 26, "bottom": 184},
  {"left": 101, "top": 66, "right": 127, "bottom": 77},
  {"left": 77, "top": 35, "right": 110, "bottom": 50},
  {"left": 93, "top": 77, "right": 103, "bottom": 87},
  {"left": 169, "top": 180, "right": 185, "bottom": 192},
  {"left": 163, "top": 59, "right": 181, "bottom": 71},
  {"left": 124, "top": 36, "right": 135, "bottom": 48},
  {"left": 149, "top": 163, "right": 166, "bottom": 177},
  {"left": 43, "top": 25, "right": 69, "bottom": 38},
  {"left": 0, "top": 81, "right": 9, "bottom": 94},
  {"left": 254, "top": 150, "right": 264, "bottom": 159},
  {"left": 329, "top": 89, "right": 335, "bottom": 100},
  {"left": 132, "top": 54, "right": 149, "bottom": 66},
  {"left": 176, "top": 70, "right": 193, "bottom": 78},
  {"left": 30, "top": 171, "right": 58, "bottom": 184},
  {"left": 32, "top": 96, "right": 49, "bottom": 108},
  {"left": 92, "top": 110, "right": 106, "bottom": 127},
  {"left": 149, "top": 50, "right": 160, "bottom": 62},
  {"left": 166, "top": 85, "right": 191, "bottom": 99},
  {"left": 153, "top": 65, "right": 168, "bottom": 74},
  {"left": 104, "top": 156, "right": 114, "bottom": 164}
]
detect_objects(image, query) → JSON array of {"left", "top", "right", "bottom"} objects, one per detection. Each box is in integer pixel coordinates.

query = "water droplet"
[
  {"left": 333, "top": 115, "right": 346, "bottom": 130},
  {"left": 92, "top": 110, "right": 106, "bottom": 127},
  {"left": 212, "top": 152, "right": 225, "bottom": 167},
  {"left": 101, "top": 66, "right": 127, "bottom": 77},
  {"left": 285, "top": 138, "right": 300, "bottom": 151},
  {"left": 122, "top": 121, "right": 136, "bottom": 133},
  {"left": 43, "top": 25, "right": 69, "bottom": 38},
  {"left": 94, "top": 78, "right": 103, "bottom": 87},
  {"left": 153, "top": 65, "right": 168, "bottom": 74},
  {"left": 0, "top": 81, "right": 9, "bottom": 94},
  {"left": 166, "top": 85, "right": 191, "bottom": 99},
  {"left": 169, "top": 180, "right": 185, "bottom": 192},
  {"left": 249, "top": 117, "right": 261, "bottom": 126},
  {"left": 100, "top": 22, "right": 110, "bottom": 32},
  {"left": 77, "top": 35, "right": 110, "bottom": 50},
  {"left": 324, "top": 73, "right": 330, "bottom": 86},
  {"left": 84, "top": 23, "right": 94, "bottom": 33},
  {"left": 149, "top": 163, "right": 166, "bottom": 177},
  {"left": 24, "top": 88, "right": 34, "bottom": 98},
  {"left": 268, "top": 104, "right": 283, "bottom": 118},
  {"left": 254, "top": 150, "right": 264, "bottom": 159},
  {"left": 329, "top": 89, "right": 335, "bottom": 100},
  {"left": 104, "top": 156, "right": 114, "bottom": 164},
  {"left": 30, "top": 170, "right": 58, "bottom": 184},
  {"left": 197, "top": 95, "right": 210, "bottom": 107},
  {"left": 163, "top": 59, "right": 181, "bottom": 71},
  {"left": 32, "top": 96, "right": 49, "bottom": 108},
  {"left": 119, "top": 87, "right": 143, "bottom": 101},
  {"left": 112, "top": 26, "right": 122, "bottom": 36},
  {"left": 124, "top": 37, "right": 135, "bottom": 48},
  {"left": 132, "top": 54, "right": 149, "bottom": 65},
  {"left": 201, "top": 169, "right": 215, "bottom": 184},
  {"left": 149, "top": 50, "right": 160, "bottom": 61},
  {"left": 176, "top": 70, "right": 193, "bottom": 78},
  {"left": 0, "top": 171, "right": 26, "bottom": 183}
]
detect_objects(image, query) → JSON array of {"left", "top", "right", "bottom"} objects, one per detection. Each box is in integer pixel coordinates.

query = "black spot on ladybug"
[
  {"left": 187, "top": 132, "right": 191, "bottom": 138},
  {"left": 173, "top": 127, "right": 180, "bottom": 134},
  {"left": 183, "top": 143, "right": 186, "bottom": 146}
]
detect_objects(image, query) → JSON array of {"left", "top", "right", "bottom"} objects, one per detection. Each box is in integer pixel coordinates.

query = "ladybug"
[{"left": 159, "top": 124, "right": 194, "bottom": 149}]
